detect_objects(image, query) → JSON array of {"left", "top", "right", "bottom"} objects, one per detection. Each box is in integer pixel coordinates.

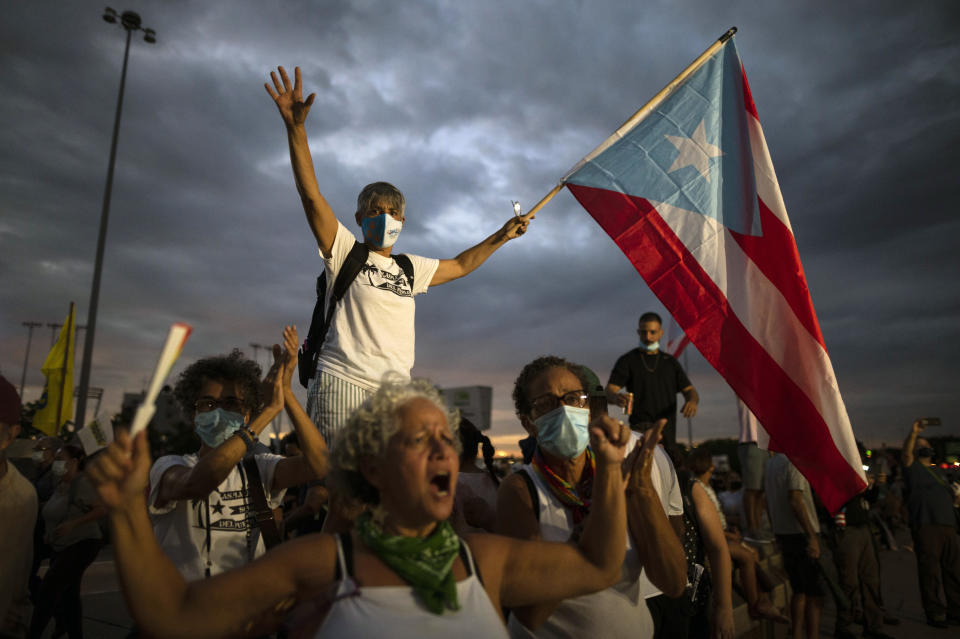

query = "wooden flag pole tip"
[{"left": 719, "top": 27, "right": 737, "bottom": 43}]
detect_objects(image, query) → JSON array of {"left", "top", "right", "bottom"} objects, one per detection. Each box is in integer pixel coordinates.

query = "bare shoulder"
[
  {"left": 498, "top": 471, "right": 532, "bottom": 503},
  {"left": 267, "top": 532, "right": 339, "bottom": 592}
]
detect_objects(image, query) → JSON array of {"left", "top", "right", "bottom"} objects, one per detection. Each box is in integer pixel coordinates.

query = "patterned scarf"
[
  {"left": 531, "top": 447, "right": 596, "bottom": 525},
  {"left": 355, "top": 512, "right": 461, "bottom": 614}
]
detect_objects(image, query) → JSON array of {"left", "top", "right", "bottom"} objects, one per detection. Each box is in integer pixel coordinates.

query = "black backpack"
[{"left": 298, "top": 241, "right": 414, "bottom": 388}]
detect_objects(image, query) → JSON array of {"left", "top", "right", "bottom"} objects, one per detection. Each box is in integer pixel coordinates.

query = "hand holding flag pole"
[{"left": 129, "top": 323, "right": 192, "bottom": 437}]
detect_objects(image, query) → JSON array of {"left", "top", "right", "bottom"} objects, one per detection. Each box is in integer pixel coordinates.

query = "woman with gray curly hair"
[{"left": 88, "top": 375, "right": 666, "bottom": 638}]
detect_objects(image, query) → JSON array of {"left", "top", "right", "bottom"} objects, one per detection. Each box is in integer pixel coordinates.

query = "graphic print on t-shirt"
[
  {"left": 193, "top": 486, "right": 255, "bottom": 533},
  {"left": 359, "top": 262, "right": 412, "bottom": 298}
]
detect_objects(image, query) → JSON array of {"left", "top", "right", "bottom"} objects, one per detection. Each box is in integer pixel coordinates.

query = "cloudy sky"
[{"left": 2, "top": 1, "right": 958, "bottom": 452}]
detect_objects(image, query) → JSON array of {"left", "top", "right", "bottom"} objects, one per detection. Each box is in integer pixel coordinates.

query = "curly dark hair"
[
  {"left": 512, "top": 355, "right": 590, "bottom": 416},
  {"left": 173, "top": 349, "right": 263, "bottom": 419}
]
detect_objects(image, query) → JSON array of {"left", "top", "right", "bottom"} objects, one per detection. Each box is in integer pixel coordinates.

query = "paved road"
[{"left": 41, "top": 530, "right": 960, "bottom": 637}]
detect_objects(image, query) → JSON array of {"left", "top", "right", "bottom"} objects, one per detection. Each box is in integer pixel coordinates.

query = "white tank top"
[
  {"left": 314, "top": 534, "right": 509, "bottom": 639},
  {"left": 506, "top": 465, "right": 654, "bottom": 639}
]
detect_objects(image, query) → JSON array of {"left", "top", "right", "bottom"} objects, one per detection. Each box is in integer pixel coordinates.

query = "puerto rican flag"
[{"left": 564, "top": 37, "right": 865, "bottom": 511}]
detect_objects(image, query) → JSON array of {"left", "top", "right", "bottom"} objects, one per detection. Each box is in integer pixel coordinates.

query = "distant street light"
[{"left": 75, "top": 8, "right": 156, "bottom": 429}]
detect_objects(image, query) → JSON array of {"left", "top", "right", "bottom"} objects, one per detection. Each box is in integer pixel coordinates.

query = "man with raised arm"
[{"left": 265, "top": 66, "right": 531, "bottom": 442}]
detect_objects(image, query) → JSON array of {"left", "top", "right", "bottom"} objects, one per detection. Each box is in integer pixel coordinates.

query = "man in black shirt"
[
  {"left": 605, "top": 312, "right": 698, "bottom": 448},
  {"left": 901, "top": 419, "right": 960, "bottom": 628}
]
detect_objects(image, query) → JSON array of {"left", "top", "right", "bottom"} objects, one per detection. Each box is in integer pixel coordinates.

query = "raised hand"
[
  {"left": 588, "top": 414, "right": 631, "bottom": 467},
  {"left": 260, "top": 350, "right": 286, "bottom": 416},
  {"left": 498, "top": 213, "right": 532, "bottom": 241},
  {"left": 278, "top": 325, "right": 298, "bottom": 390},
  {"left": 265, "top": 66, "right": 316, "bottom": 128},
  {"left": 625, "top": 418, "right": 666, "bottom": 492},
  {"left": 86, "top": 429, "right": 152, "bottom": 513}
]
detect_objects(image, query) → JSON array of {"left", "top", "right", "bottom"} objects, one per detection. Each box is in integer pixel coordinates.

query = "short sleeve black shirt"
[
  {"left": 903, "top": 461, "right": 957, "bottom": 528},
  {"left": 608, "top": 349, "right": 691, "bottom": 429}
]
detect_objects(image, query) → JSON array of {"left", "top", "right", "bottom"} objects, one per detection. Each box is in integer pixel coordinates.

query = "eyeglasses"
[
  {"left": 529, "top": 390, "right": 588, "bottom": 415},
  {"left": 195, "top": 397, "right": 245, "bottom": 413}
]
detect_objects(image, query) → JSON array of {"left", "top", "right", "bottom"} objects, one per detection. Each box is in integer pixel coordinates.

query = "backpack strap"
[
  {"left": 331, "top": 242, "right": 371, "bottom": 302},
  {"left": 241, "top": 456, "right": 282, "bottom": 550},
  {"left": 392, "top": 253, "right": 414, "bottom": 291},
  {"left": 517, "top": 468, "right": 541, "bottom": 522},
  {"left": 298, "top": 241, "right": 369, "bottom": 388}
]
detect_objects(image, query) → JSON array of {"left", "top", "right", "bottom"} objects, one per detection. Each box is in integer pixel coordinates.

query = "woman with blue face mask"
[
  {"left": 497, "top": 356, "right": 688, "bottom": 639},
  {"left": 29, "top": 445, "right": 106, "bottom": 639}
]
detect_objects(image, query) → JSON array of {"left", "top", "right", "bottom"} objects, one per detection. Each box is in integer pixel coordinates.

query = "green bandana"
[{"left": 355, "top": 512, "right": 461, "bottom": 614}]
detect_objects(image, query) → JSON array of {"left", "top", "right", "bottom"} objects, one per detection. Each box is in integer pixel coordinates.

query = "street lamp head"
[
  {"left": 102, "top": 7, "right": 118, "bottom": 23},
  {"left": 120, "top": 10, "right": 142, "bottom": 30},
  {"left": 143, "top": 28, "right": 156, "bottom": 44}
]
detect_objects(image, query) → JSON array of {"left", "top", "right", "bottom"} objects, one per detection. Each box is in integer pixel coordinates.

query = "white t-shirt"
[
  {"left": 509, "top": 448, "right": 652, "bottom": 639},
  {"left": 148, "top": 453, "right": 286, "bottom": 581},
  {"left": 764, "top": 453, "right": 820, "bottom": 536},
  {"left": 316, "top": 222, "right": 439, "bottom": 391},
  {"left": 637, "top": 445, "right": 684, "bottom": 599}
]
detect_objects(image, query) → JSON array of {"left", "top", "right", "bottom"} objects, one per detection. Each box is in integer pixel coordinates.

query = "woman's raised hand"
[
  {"left": 265, "top": 66, "right": 315, "bottom": 127},
  {"left": 588, "top": 414, "right": 631, "bottom": 467},
  {"left": 86, "top": 429, "right": 152, "bottom": 513},
  {"left": 624, "top": 418, "right": 666, "bottom": 492}
]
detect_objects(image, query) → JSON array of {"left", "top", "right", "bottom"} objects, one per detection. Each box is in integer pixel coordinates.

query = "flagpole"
[
  {"left": 562, "top": 26, "right": 737, "bottom": 181},
  {"left": 56, "top": 302, "right": 75, "bottom": 432}
]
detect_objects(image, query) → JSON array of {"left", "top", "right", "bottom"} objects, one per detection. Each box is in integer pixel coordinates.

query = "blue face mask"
[
  {"left": 194, "top": 409, "right": 246, "bottom": 448},
  {"left": 640, "top": 339, "right": 660, "bottom": 352},
  {"left": 534, "top": 405, "right": 591, "bottom": 460},
  {"left": 361, "top": 213, "right": 403, "bottom": 249}
]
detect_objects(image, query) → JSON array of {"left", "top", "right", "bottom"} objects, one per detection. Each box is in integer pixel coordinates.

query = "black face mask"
[{"left": 916, "top": 447, "right": 935, "bottom": 460}]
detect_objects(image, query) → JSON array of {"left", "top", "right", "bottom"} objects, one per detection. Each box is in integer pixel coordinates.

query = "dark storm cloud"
[{"left": 2, "top": 1, "right": 958, "bottom": 448}]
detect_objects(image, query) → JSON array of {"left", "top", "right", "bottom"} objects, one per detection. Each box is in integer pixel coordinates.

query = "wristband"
[{"left": 235, "top": 427, "right": 256, "bottom": 452}]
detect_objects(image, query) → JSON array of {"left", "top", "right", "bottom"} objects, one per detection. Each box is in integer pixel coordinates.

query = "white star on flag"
[{"left": 665, "top": 119, "right": 723, "bottom": 182}]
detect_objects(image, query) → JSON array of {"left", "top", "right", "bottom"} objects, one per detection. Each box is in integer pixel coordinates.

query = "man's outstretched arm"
[
  {"left": 265, "top": 66, "right": 338, "bottom": 257},
  {"left": 431, "top": 214, "right": 531, "bottom": 286}
]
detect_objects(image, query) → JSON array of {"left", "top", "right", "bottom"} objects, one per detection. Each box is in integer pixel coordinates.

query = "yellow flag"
[{"left": 33, "top": 303, "right": 76, "bottom": 436}]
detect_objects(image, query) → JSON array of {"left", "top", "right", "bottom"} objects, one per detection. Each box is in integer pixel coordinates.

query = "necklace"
[{"left": 640, "top": 351, "right": 660, "bottom": 373}]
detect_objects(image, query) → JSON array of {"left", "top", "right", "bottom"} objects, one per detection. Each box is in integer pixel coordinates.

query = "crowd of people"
[{"left": 1, "top": 65, "right": 958, "bottom": 639}]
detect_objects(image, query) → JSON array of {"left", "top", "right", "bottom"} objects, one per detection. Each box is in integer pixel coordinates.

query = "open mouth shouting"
[{"left": 429, "top": 470, "right": 452, "bottom": 496}]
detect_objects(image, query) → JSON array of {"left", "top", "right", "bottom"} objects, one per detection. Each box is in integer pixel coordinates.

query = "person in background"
[
  {"left": 28, "top": 445, "right": 106, "bottom": 639},
  {"left": 765, "top": 453, "right": 822, "bottom": 639},
  {"left": 673, "top": 451, "right": 735, "bottom": 639},
  {"left": 27, "top": 435, "right": 60, "bottom": 602},
  {"left": 279, "top": 432, "right": 327, "bottom": 538},
  {"left": 0, "top": 375, "right": 37, "bottom": 638},
  {"left": 736, "top": 402, "right": 772, "bottom": 540},
  {"left": 831, "top": 474, "right": 896, "bottom": 639},
  {"left": 687, "top": 448, "right": 788, "bottom": 625},
  {"left": 901, "top": 419, "right": 960, "bottom": 628},
  {"left": 451, "top": 418, "right": 500, "bottom": 534},
  {"left": 606, "top": 312, "right": 698, "bottom": 450}
]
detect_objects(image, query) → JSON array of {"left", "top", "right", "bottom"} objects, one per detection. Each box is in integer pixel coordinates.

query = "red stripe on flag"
[
  {"left": 568, "top": 183, "right": 865, "bottom": 511},
  {"left": 741, "top": 64, "right": 758, "bottom": 120},
  {"left": 729, "top": 198, "right": 826, "bottom": 348}
]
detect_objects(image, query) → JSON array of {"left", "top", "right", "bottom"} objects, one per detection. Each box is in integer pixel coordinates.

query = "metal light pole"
[
  {"left": 19, "top": 321, "right": 43, "bottom": 399},
  {"left": 75, "top": 8, "right": 156, "bottom": 429}
]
